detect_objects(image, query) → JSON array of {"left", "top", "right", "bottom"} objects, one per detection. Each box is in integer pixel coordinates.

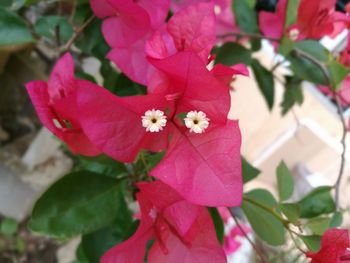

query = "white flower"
[
  {"left": 141, "top": 109, "right": 167, "bottom": 132},
  {"left": 214, "top": 4, "right": 222, "bottom": 15},
  {"left": 184, "top": 110, "right": 210, "bottom": 134},
  {"left": 53, "top": 118, "right": 63, "bottom": 129},
  {"left": 289, "top": 28, "right": 300, "bottom": 41}
]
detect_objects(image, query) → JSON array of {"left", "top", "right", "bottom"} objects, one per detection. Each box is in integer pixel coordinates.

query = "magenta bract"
[{"left": 101, "top": 181, "right": 226, "bottom": 263}]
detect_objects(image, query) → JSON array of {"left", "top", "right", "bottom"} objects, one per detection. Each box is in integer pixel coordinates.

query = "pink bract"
[
  {"left": 25, "top": 53, "right": 101, "bottom": 156},
  {"left": 318, "top": 75, "right": 350, "bottom": 108},
  {"left": 259, "top": 0, "right": 287, "bottom": 40},
  {"left": 295, "top": 0, "right": 346, "bottom": 40},
  {"left": 211, "top": 63, "right": 249, "bottom": 86},
  {"left": 76, "top": 51, "right": 243, "bottom": 206},
  {"left": 259, "top": 0, "right": 348, "bottom": 42},
  {"left": 146, "top": 2, "right": 216, "bottom": 64},
  {"left": 90, "top": 0, "right": 170, "bottom": 85},
  {"left": 101, "top": 181, "right": 226, "bottom": 263},
  {"left": 306, "top": 228, "right": 350, "bottom": 263},
  {"left": 171, "top": 0, "right": 239, "bottom": 41}
]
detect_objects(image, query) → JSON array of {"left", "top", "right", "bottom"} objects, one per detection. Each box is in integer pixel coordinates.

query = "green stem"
[
  {"left": 243, "top": 196, "right": 289, "bottom": 226},
  {"left": 287, "top": 229, "right": 307, "bottom": 254}
]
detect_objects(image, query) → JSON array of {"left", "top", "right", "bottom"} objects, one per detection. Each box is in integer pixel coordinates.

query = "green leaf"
[
  {"left": 276, "top": 161, "right": 294, "bottom": 201},
  {"left": 208, "top": 208, "right": 225, "bottom": 245},
  {"left": 329, "top": 212, "right": 343, "bottom": 228},
  {"left": 80, "top": 186, "right": 138, "bottom": 263},
  {"left": 100, "top": 62, "right": 147, "bottom": 96},
  {"left": 284, "top": 0, "right": 300, "bottom": 27},
  {"left": 251, "top": 59, "right": 275, "bottom": 110},
  {"left": 146, "top": 152, "right": 165, "bottom": 170},
  {"left": 29, "top": 171, "right": 122, "bottom": 239},
  {"left": 245, "top": 0, "right": 256, "bottom": 8},
  {"left": 0, "top": 218, "right": 18, "bottom": 236},
  {"left": 281, "top": 77, "right": 304, "bottom": 115},
  {"left": 0, "top": 7, "right": 34, "bottom": 46},
  {"left": 78, "top": 155, "right": 128, "bottom": 179},
  {"left": 328, "top": 61, "right": 349, "bottom": 90},
  {"left": 242, "top": 156, "right": 260, "bottom": 183},
  {"left": 298, "top": 186, "right": 336, "bottom": 218},
  {"left": 12, "top": 0, "right": 40, "bottom": 8},
  {"left": 76, "top": 71, "right": 97, "bottom": 83},
  {"left": 35, "top": 16, "right": 74, "bottom": 42},
  {"left": 215, "top": 42, "right": 252, "bottom": 66},
  {"left": 74, "top": 17, "right": 109, "bottom": 59},
  {"left": 242, "top": 189, "right": 285, "bottom": 246},
  {"left": 288, "top": 55, "right": 328, "bottom": 85},
  {"left": 0, "top": 0, "right": 12, "bottom": 8},
  {"left": 232, "top": 0, "right": 259, "bottom": 33},
  {"left": 294, "top": 41, "right": 329, "bottom": 62},
  {"left": 250, "top": 38, "right": 261, "bottom": 52},
  {"left": 279, "top": 203, "right": 300, "bottom": 224},
  {"left": 306, "top": 217, "right": 332, "bottom": 235},
  {"left": 279, "top": 36, "right": 294, "bottom": 56},
  {"left": 300, "top": 235, "right": 321, "bottom": 252}
]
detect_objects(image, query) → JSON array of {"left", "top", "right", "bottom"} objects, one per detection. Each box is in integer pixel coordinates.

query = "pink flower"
[
  {"left": 306, "top": 228, "right": 350, "bottom": 263},
  {"left": 25, "top": 53, "right": 101, "bottom": 156},
  {"left": 259, "top": 0, "right": 287, "bottom": 40},
  {"left": 101, "top": 181, "right": 227, "bottom": 263},
  {"left": 171, "top": 0, "right": 239, "bottom": 41},
  {"left": 90, "top": 0, "right": 169, "bottom": 85},
  {"left": 145, "top": 2, "right": 216, "bottom": 65},
  {"left": 76, "top": 52, "right": 243, "bottom": 206},
  {"left": 294, "top": 0, "right": 347, "bottom": 40},
  {"left": 259, "top": 0, "right": 348, "bottom": 42}
]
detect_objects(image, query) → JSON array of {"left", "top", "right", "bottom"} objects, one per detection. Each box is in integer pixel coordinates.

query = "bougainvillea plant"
[{"left": 2, "top": 0, "right": 350, "bottom": 262}]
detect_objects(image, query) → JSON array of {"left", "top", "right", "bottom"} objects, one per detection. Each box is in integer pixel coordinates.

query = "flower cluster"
[
  {"left": 26, "top": 1, "right": 247, "bottom": 262},
  {"left": 25, "top": 0, "right": 350, "bottom": 262}
]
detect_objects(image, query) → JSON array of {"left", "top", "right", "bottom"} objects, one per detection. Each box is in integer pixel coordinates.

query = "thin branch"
[
  {"left": 293, "top": 48, "right": 331, "bottom": 83},
  {"left": 334, "top": 94, "right": 347, "bottom": 208},
  {"left": 243, "top": 197, "right": 289, "bottom": 225},
  {"left": 34, "top": 47, "right": 53, "bottom": 65},
  {"left": 287, "top": 229, "right": 307, "bottom": 254},
  {"left": 271, "top": 59, "right": 287, "bottom": 73},
  {"left": 61, "top": 15, "right": 95, "bottom": 54},
  {"left": 227, "top": 208, "right": 268, "bottom": 263},
  {"left": 292, "top": 47, "right": 347, "bottom": 209},
  {"left": 217, "top": 32, "right": 280, "bottom": 43}
]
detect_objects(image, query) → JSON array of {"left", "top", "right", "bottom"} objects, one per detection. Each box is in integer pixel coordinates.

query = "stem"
[
  {"left": 217, "top": 32, "right": 280, "bottom": 43},
  {"left": 61, "top": 15, "right": 95, "bottom": 54},
  {"left": 291, "top": 46, "right": 347, "bottom": 209},
  {"left": 333, "top": 94, "right": 347, "bottom": 208},
  {"left": 293, "top": 48, "right": 331, "bottom": 83},
  {"left": 140, "top": 152, "right": 150, "bottom": 174},
  {"left": 287, "top": 229, "right": 307, "bottom": 254},
  {"left": 271, "top": 59, "right": 287, "bottom": 73},
  {"left": 34, "top": 47, "right": 53, "bottom": 65},
  {"left": 227, "top": 208, "right": 268, "bottom": 263},
  {"left": 243, "top": 197, "right": 289, "bottom": 225}
]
